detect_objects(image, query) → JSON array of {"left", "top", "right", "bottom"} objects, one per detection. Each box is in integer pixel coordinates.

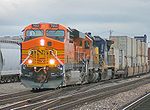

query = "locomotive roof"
[{"left": 22, "top": 23, "right": 70, "bottom": 32}]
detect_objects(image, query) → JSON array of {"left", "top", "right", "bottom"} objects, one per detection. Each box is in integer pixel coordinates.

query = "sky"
[{"left": 0, "top": 0, "right": 150, "bottom": 42}]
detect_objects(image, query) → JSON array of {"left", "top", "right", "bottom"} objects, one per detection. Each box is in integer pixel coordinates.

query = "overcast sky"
[{"left": 0, "top": 0, "right": 150, "bottom": 41}]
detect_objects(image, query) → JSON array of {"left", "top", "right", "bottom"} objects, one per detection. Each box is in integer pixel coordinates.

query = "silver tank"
[{"left": 0, "top": 43, "right": 20, "bottom": 83}]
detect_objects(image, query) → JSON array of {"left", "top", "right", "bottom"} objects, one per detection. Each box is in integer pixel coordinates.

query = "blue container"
[{"left": 134, "top": 34, "right": 147, "bottom": 43}]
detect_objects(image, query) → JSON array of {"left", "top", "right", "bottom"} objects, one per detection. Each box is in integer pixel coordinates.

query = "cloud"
[{"left": 0, "top": 0, "right": 149, "bottom": 42}]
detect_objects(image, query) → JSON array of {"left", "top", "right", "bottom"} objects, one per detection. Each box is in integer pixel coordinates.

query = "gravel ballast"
[
  {"left": 74, "top": 83, "right": 150, "bottom": 110},
  {"left": 0, "top": 82, "right": 29, "bottom": 95}
]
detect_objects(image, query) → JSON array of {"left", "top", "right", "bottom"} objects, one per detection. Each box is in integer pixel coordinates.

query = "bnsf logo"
[{"left": 35, "top": 49, "right": 57, "bottom": 56}]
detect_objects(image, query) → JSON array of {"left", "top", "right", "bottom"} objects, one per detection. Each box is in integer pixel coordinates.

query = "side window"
[
  {"left": 84, "top": 41, "right": 90, "bottom": 49},
  {"left": 101, "top": 44, "right": 104, "bottom": 51},
  {"left": 79, "top": 41, "right": 82, "bottom": 46}
]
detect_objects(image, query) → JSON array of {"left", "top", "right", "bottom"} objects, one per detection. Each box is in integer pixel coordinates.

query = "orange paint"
[{"left": 21, "top": 23, "right": 66, "bottom": 67}]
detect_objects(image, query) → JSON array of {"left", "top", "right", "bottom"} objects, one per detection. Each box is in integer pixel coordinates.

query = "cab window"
[
  {"left": 79, "top": 41, "right": 82, "bottom": 46},
  {"left": 25, "top": 30, "right": 44, "bottom": 41},
  {"left": 26, "top": 30, "right": 43, "bottom": 37},
  {"left": 46, "top": 30, "right": 65, "bottom": 42},
  {"left": 84, "top": 41, "right": 90, "bottom": 49}
]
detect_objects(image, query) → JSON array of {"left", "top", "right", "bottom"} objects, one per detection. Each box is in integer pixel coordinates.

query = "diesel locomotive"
[{"left": 20, "top": 23, "right": 114, "bottom": 89}]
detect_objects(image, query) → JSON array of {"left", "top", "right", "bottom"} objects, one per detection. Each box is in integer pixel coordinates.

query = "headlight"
[
  {"left": 49, "top": 59, "right": 55, "bottom": 65},
  {"left": 28, "top": 59, "right": 33, "bottom": 64},
  {"left": 40, "top": 39, "right": 45, "bottom": 46}
]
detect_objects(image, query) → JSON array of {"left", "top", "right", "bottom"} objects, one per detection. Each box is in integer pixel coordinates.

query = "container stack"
[
  {"left": 134, "top": 35, "right": 148, "bottom": 73},
  {"left": 110, "top": 36, "right": 132, "bottom": 67},
  {"left": 110, "top": 35, "right": 148, "bottom": 76},
  {"left": 136, "top": 40, "right": 142, "bottom": 66}
]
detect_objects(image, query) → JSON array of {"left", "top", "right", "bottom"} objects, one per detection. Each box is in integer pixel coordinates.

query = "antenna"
[{"left": 109, "top": 30, "right": 113, "bottom": 36}]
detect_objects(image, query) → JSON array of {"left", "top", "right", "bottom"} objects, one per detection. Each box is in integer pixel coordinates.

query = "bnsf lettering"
[{"left": 37, "top": 50, "right": 45, "bottom": 55}]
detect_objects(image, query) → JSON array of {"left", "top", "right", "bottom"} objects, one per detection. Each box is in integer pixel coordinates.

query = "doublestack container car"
[{"left": 110, "top": 35, "right": 149, "bottom": 77}]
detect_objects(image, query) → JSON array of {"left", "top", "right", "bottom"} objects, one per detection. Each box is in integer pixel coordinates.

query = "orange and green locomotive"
[{"left": 20, "top": 23, "right": 114, "bottom": 89}]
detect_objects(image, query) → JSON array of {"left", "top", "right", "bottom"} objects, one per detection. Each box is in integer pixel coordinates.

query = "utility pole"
[{"left": 109, "top": 30, "right": 113, "bottom": 37}]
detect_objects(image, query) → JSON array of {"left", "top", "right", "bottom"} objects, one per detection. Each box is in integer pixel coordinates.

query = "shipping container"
[
  {"left": 136, "top": 56, "right": 141, "bottom": 66},
  {"left": 131, "top": 38, "right": 136, "bottom": 66},
  {"left": 141, "top": 56, "right": 145, "bottom": 65},
  {"left": 134, "top": 67, "right": 139, "bottom": 75},
  {"left": 110, "top": 36, "right": 133, "bottom": 68},
  {"left": 141, "top": 42, "right": 145, "bottom": 56},
  {"left": 128, "top": 67, "right": 134, "bottom": 76},
  {"left": 143, "top": 65, "right": 147, "bottom": 73},
  {"left": 138, "top": 66, "right": 143, "bottom": 73},
  {"left": 126, "top": 57, "right": 132, "bottom": 67},
  {"left": 109, "top": 48, "right": 126, "bottom": 70},
  {"left": 107, "top": 47, "right": 115, "bottom": 67},
  {"left": 136, "top": 40, "right": 142, "bottom": 56},
  {"left": 147, "top": 64, "right": 150, "bottom": 72},
  {"left": 110, "top": 36, "right": 132, "bottom": 58},
  {"left": 134, "top": 35, "right": 147, "bottom": 43},
  {"left": 146, "top": 56, "right": 148, "bottom": 64},
  {"left": 145, "top": 43, "right": 148, "bottom": 57}
]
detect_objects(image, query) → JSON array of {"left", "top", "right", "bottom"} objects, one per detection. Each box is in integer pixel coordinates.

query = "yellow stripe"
[
  {"left": 57, "top": 51, "right": 64, "bottom": 54},
  {"left": 22, "top": 50, "right": 64, "bottom": 55},
  {"left": 22, "top": 50, "right": 29, "bottom": 54}
]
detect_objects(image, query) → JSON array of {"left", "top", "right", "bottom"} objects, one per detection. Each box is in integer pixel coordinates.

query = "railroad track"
[
  {"left": 0, "top": 75, "right": 150, "bottom": 110},
  {"left": 0, "top": 90, "right": 31, "bottom": 100},
  {"left": 36, "top": 76, "right": 150, "bottom": 110},
  {"left": 0, "top": 78, "right": 123, "bottom": 110},
  {"left": 121, "top": 92, "right": 150, "bottom": 110}
]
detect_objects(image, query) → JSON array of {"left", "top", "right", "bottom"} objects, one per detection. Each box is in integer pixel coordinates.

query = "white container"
[
  {"left": 131, "top": 57, "right": 137, "bottom": 67},
  {"left": 145, "top": 56, "right": 148, "bottom": 64},
  {"left": 141, "top": 42, "right": 145, "bottom": 56},
  {"left": 136, "top": 40, "right": 142, "bottom": 56},
  {"left": 107, "top": 48, "right": 115, "bottom": 67},
  {"left": 113, "top": 48, "right": 119, "bottom": 70},
  {"left": 131, "top": 38, "right": 136, "bottom": 67},
  {"left": 0, "top": 43, "right": 20, "bottom": 76},
  {"left": 145, "top": 43, "right": 148, "bottom": 57},
  {"left": 126, "top": 57, "right": 132, "bottom": 67},
  {"left": 118, "top": 49, "right": 125, "bottom": 69},
  {"left": 131, "top": 38, "right": 136, "bottom": 58},
  {"left": 141, "top": 56, "right": 145, "bottom": 65},
  {"left": 110, "top": 36, "right": 133, "bottom": 68},
  {"left": 113, "top": 48, "right": 125, "bottom": 70},
  {"left": 136, "top": 56, "right": 142, "bottom": 66},
  {"left": 110, "top": 36, "right": 132, "bottom": 58},
  {"left": 142, "top": 56, "right": 148, "bottom": 65}
]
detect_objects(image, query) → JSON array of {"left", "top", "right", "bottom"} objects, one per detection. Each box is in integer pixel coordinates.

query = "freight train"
[
  {"left": 20, "top": 23, "right": 149, "bottom": 90},
  {"left": 0, "top": 42, "right": 21, "bottom": 83}
]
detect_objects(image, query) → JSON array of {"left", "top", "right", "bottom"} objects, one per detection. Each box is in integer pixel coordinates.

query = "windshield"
[
  {"left": 46, "top": 30, "right": 64, "bottom": 42},
  {"left": 26, "top": 30, "right": 44, "bottom": 37}
]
